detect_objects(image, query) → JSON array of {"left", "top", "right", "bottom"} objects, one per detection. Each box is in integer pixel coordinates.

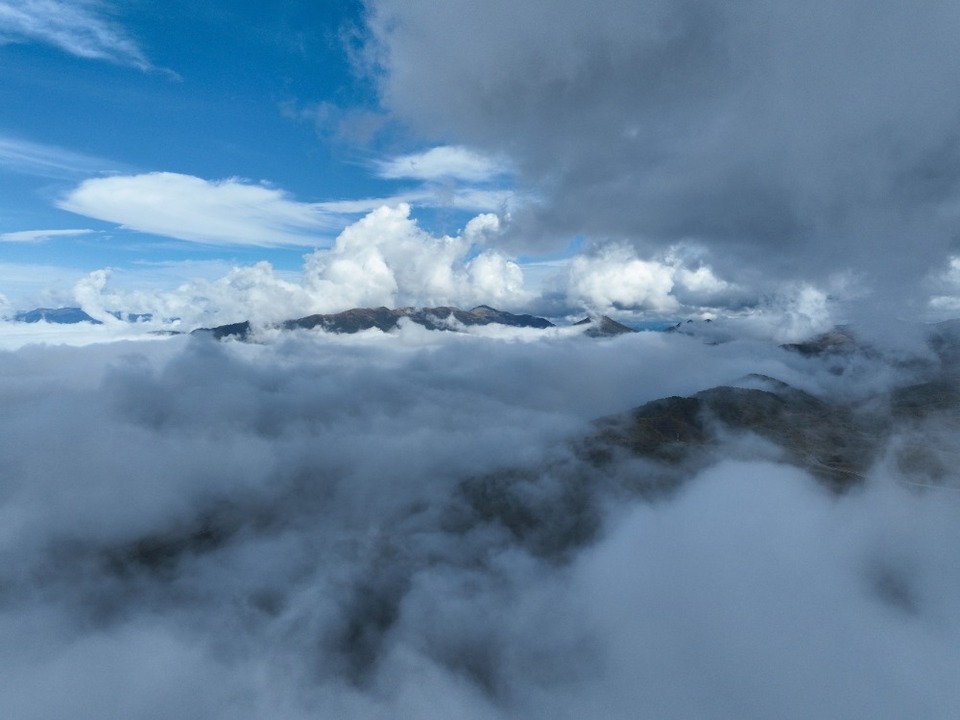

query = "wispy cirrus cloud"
[
  {"left": 0, "top": 0, "right": 151, "bottom": 69},
  {"left": 59, "top": 172, "right": 342, "bottom": 248},
  {"left": 0, "top": 228, "right": 96, "bottom": 243},
  {"left": 0, "top": 134, "right": 122, "bottom": 179},
  {"left": 375, "top": 145, "right": 510, "bottom": 183},
  {"left": 317, "top": 145, "right": 518, "bottom": 215},
  {"left": 317, "top": 187, "right": 515, "bottom": 215}
]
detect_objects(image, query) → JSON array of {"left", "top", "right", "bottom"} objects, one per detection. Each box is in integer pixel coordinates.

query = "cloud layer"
[{"left": 1, "top": 323, "right": 959, "bottom": 718}]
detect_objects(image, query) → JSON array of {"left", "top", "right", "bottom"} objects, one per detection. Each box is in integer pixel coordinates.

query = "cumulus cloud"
[
  {"left": 0, "top": 0, "right": 152, "bottom": 69},
  {"left": 303, "top": 204, "right": 527, "bottom": 311},
  {"left": 59, "top": 172, "right": 342, "bottom": 248},
  {"left": 66, "top": 205, "right": 530, "bottom": 329},
  {"left": 546, "top": 241, "right": 747, "bottom": 320},
  {"left": 69, "top": 263, "right": 315, "bottom": 330},
  {"left": 562, "top": 244, "right": 679, "bottom": 315},
  {"left": 0, "top": 321, "right": 958, "bottom": 718},
  {"left": 363, "top": 0, "right": 960, "bottom": 314}
]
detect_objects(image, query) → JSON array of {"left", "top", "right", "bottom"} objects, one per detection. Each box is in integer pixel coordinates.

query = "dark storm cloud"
[{"left": 363, "top": 0, "right": 960, "bottom": 302}]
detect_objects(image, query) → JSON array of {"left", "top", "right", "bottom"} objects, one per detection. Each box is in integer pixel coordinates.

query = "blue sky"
[{"left": 0, "top": 0, "right": 524, "bottom": 313}]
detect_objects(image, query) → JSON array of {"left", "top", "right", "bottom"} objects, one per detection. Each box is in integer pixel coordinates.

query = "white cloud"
[
  {"left": 71, "top": 269, "right": 119, "bottom": 324},
  {"left": 66, "top": 263, "right": 310, "bottom": 329},
  {"left": 313, "top": 146, "right": 519, "bottom": 219},
  {"left": 376, "top": 145, "right": 508, "bottom": 182},
  {"left": 548, "top": 242, "right": 760, "bottom": 320},
  {"left": 0, "top": 228, "right": 96, "bottom": 243},
  {"left": 301, "top": 204, "right": 529, "bottom": 312},
  {"left": 59, "top": 172, "right": 341, "bottom": 248},
  {"left": 0, "top": 0, "right": 151, "bottom": 69},
  {"left": 316, "top": 195, "right": 426, "bottom": 215},
  {"left": 562, "top": 244, "right": 681, "bottom": 315}
]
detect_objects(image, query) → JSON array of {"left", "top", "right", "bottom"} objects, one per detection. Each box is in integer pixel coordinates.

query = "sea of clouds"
[{"left": 1, "top": 322, "right": 958, "bottom": 719}]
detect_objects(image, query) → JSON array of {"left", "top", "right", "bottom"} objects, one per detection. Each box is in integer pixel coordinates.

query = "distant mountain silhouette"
[
  {"left": 287, "top": 305, "right": 555, "bottom": 334},
  {"left": 573, "top": 315, "right": 636, "bottom": 337},
  {"left": 13, "top": 307, "right": 101, "bottom": 324},
  {"left": 194, "top": 305, "right": 646, "bottom": 340}
]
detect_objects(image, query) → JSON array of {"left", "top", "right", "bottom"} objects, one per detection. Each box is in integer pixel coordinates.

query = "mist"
[{"left": 1, "top": 322, "right": 958, "bottom": 719}]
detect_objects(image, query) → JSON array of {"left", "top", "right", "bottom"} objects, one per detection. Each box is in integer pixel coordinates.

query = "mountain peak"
[{"left": 574, "top": 315, "right": 636, "bottom": 337}]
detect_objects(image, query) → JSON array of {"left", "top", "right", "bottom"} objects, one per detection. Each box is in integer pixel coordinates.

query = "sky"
[{"left": 4, "top": 0, "right": 960, "bottom": 331}]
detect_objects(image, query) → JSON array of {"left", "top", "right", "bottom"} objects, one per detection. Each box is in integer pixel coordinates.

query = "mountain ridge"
[{"left": 193, "top": 305, "right": 634, "bottom": 340}]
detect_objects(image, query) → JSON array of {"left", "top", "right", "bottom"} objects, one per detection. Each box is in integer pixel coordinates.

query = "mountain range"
[
  {"left": 5, "top": 303, "right": 638, "bottom": 339},
  {"left": 193, "top": 305, "right": 636, "bottom": 340}
]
